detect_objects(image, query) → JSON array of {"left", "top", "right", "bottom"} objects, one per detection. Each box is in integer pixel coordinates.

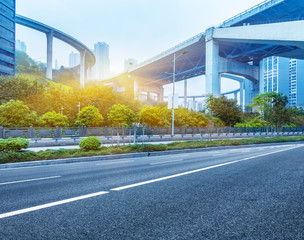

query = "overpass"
[
  {"left": 105, "top": 0, "right": 304, "bottom": 105},
  {"left": 16, "top": 15, "right": 96, "bottom": 87}
]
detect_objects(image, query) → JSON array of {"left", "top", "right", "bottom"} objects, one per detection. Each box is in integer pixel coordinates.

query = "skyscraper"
[
  {"left": 69, "top": 51, "right": 80, "bottom": 68},
  {"left": 259, "top": 56, "right": 304, "bottom": 108},
  {"left": 288, "top": 59, "right": 304, "bottom": 108},
  {"left": 92, "top": 42, "right": 110, "bottom": 80},
  {"left": 0, "top": 0, "right": 15, "bottom": 76},
  {"left": 16, "top": 40, "right": 27, "bottom": 53}
]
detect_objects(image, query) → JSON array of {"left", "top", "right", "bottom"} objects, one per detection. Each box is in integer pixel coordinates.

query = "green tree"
[
  {"left": 0, "top": 74, "right": 47, "bottom": 103},
  {"left": 205, "top": 95, "right": 242, "bottom": 126},
  {"left": 138, "top": 105, "right": 170, "bottom": 127},
  {"left": 250, "top": 92, "right": 289, "bottom": 126},
  {"left": 38, "top": 111, "right": 69, "bottom": 127},
  {"left": 75, "top": 105, "right": 104, "bottom": 127},
  {"left": 107, "top": 104, "right": 135, "bottom": 127},
  {"left": 0, "top": 100, "right": 37, "bottom": 127},
  {"left": 15, "top": 51, "right": 43, "bottom": 76}
]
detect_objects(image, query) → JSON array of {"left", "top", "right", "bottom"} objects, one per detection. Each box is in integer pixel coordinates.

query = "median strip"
[{"left": 0, "top": 176, "right": 61, "bottom": 186}]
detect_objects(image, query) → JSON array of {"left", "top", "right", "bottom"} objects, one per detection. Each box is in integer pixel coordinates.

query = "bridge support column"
[
  {"left": 234, "top": 92, "right": 238, "bottom": 101},
  {"left": 80, "top": 51, "right": 86, "bottom": 88},
  {"left": 46, "top": 31, "right": 53, "bottom": 80},
  {"left": 240, "top": 80, "right": 244, "bottom": 110},
  {"left": 184, "top": 80, "right": 187, "bottom": 108},
  {"left": 205, "top": 39, "right": 220, "bottom": 96},
  {"left": 147, "top": 92, "right": 151, "bottom": 103},
  {"left": 158, "top": 87, "right": 164, "bottom": 103}
]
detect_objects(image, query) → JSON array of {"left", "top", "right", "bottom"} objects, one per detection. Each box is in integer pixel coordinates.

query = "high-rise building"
[
  {"left": 124, "top": 58, "right": 137, "bottom": 71},
  {"left": 258, "top": 56, "right": 304, "bottom": 108},
  {"left": 92, "top": 42, "right": 110, "bottom": 80},
  {"left": 0, "top": 0, "right": 15, "bottom": 76},
  {"left": 69, "top": 51, "right": 80, "bottom": 68},
  {"left": 16, "top": 40, "right": 27, "bottom": 53},
  {"left": 288, "top": 59, "right": 304, "bottom": 108},
  {"left": 259, "top": 56, "right": 290, "bottom": 97}
]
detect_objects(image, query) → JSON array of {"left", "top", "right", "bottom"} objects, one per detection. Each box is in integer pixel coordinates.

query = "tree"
[
  {"left": 250, "top": 92, "right": 289, "bottom": 126},
  {"left": 0, "top": 74, "right": 47, "bottom": 103},
  {"left": 174, "top": 108, "right": 209, "bottom": 127},
  {"left": 205, "top": 95, "right": 242, "bottom": 126},
  {"left": 75, "top": 105, "right": 104, "bottom": 127},
  {"left": 15, "top": 51, "right": 43, "bottom": 76},
  {"left": 0, "top": 100, "right": 37, "bottom": 127},
  {"left": 138, "top": 105, "right": 170, "bottom": 127},
  {"left": 107, "top": 104, "right": 135, "bottom": 127},
  {"left": 38, "top": 111, "right": 69, "bottom": 127}
]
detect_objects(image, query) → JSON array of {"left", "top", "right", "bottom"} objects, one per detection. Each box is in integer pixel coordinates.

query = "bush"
[
  {"left": 79, "top": 136, "right": 102, "bottom": 151},
  {"left": 76, "top": 106, "right": 104, "bottom": 127},
  {"left": 39, "top": 111, "right": 69, "bottom": 127},
  {"left": 0, "top": 100, "right": 37, "bottom": 127},
  {"left": 0, "top": 138, "right": 30, "bottom": 152}
]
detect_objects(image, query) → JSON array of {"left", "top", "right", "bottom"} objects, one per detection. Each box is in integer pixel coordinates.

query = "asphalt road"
[{"left": 0, "top": 143, "right": 303, "bottom": 239}]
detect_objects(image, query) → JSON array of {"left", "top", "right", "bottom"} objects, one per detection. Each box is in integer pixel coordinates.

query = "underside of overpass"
[{"left": 104, "top": 0, "right": 304, "bottom": 105}]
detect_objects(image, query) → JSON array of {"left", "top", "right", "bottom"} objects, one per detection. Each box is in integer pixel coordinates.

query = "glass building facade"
[
  {"left": 260, "top": 56, "right": 304, "bottom": 108},
  {"left": 0, "top": 0, "right": 15, "bottom": 76}
]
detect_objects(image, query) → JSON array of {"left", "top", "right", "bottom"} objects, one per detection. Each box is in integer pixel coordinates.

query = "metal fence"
[{"left": 0, "top": 126, "right": 304, "bottom": 139}]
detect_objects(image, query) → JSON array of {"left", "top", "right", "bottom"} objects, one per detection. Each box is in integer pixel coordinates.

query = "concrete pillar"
[
  {"left": 80, "top": 51, "right": 86, "bottom": 88},
  {"left": 184, "top": 80, "right": 187, "bottom": 108},
  {"left": 159, "top": 87, "right": 164, "bottom": 103},
  {"left": 234, "top": 92, "right": 238, "bottom": 100},
  {"left": 240, "top": 80, "right": 244, "bottom": 110},
  {"left": 147, "top": 92, "right": 151, "bottom": 103},
  {"left": 46, "top": 31, "right": 54, "bottom": 80},
  {"left": 205, "top": 39, "right": 220, "bottom": 96}
]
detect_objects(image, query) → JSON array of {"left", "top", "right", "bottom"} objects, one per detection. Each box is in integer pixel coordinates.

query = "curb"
[{"left": 0, "top": 141, "right": 302, "bottom": 169}]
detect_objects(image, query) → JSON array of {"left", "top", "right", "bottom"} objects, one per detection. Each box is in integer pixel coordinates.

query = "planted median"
[{"left": 0, "top": 135, "right": 304, "bottom": 164}]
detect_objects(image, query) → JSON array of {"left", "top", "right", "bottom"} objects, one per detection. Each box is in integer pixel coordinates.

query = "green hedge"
[
  {"left": 0, "top": 138, "right": 29, "bottom": 152},
  {"left": 79, "top": 136, "right": 102, "bottom": 150}
]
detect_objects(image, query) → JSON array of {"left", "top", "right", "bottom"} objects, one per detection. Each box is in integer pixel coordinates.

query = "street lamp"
[
  {"left": 77, "top": 102, "right": 81, "bottom": 113},
  {"left": 61, "top": 106, "right": 64, "bottom": 115},
  {"left": 169, "top": 50, "right": 189, "bottom": 136}
]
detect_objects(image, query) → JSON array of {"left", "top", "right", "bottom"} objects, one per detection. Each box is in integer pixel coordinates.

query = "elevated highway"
[
  {"left": 16, "top": 15, "right": 96, "bottom": 87},
  {"left": 105, "top": 0, "right": 304, "bottom": 104}
]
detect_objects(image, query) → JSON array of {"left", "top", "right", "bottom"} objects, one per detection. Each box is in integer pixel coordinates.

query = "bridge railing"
[{"left": 0, "top": 126, "right": 303, "bottom": 139}]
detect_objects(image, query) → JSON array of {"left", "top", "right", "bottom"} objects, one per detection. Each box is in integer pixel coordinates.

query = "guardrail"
[{"left": 0, "top": 126, "right": 303, "bottom": 139}]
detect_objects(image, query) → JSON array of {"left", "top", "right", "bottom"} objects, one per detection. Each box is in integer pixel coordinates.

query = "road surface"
[{"left": 0, "top": 143, "right": 303, "bottom": 239}]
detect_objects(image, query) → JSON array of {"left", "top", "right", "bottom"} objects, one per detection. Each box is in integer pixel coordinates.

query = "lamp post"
[
  {"left": 61, "top": 106, "right": 64, "bottom": 115},
  {"left": 170, "top": 50, "right": 189, "bottom": 136},
  {"left": 77, "top": 102, "right": 81, "bottom": 113}
]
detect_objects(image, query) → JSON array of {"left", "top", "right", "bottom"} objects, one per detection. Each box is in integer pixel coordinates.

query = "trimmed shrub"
[
  {"left": 0, "top": 138, "right": 30, "bottom": 152},
  {"left": 79, "top": 136, "right": 102, "bottom": 151},
  {"left": 39, "top": 111, "right": 69, "bottom": 127}
]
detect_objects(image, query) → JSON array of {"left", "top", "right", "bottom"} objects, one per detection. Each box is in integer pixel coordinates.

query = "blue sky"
[{"left": 16, "top": 0, "right": 263, "bottom": 96}]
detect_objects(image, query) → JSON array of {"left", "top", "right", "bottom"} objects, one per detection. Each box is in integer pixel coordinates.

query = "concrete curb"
[{"left": 0, "top": 141, "right": 302, "bottom": 169}]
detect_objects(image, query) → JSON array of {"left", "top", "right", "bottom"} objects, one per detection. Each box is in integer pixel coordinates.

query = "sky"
[{"left": 16, "top": 0, "right": 263, "bottom": 97}]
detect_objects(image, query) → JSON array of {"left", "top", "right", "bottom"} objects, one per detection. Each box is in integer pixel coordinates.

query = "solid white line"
[
  {"left": 96, "top": 160, "right": 134, "bottom": 165},
  {"left": 111, "top": 146, "right": 301, "bottom": 191},
  {"left": 0, "top": 191, "right": 109, "bottom": 219},
  {"left": 168, "top": 154, "right": 189, "bottom": 158},
  {"left": 150, "top": 159, "right": 184, "bottom": 165},
  {"left": 0, "top": 176, "right": 61, "bottom": 186}
]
